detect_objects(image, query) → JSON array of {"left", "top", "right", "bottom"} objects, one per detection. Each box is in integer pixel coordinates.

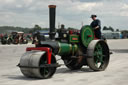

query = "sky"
[{"left": 0, "top": 0, "right": 128, "bottom": 30}]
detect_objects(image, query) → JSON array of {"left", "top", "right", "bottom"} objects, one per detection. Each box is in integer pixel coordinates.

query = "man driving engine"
[{"left": 90, "top": 15, "right": 101, "bottom": 39}]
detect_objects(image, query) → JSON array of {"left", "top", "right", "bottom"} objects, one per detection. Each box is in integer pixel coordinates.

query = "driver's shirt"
[{"left": 90, "top": 19, "right": 101, "bottom": 39}]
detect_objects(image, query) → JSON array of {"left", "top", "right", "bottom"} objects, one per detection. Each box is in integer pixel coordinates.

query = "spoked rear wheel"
[
  {"left": 64, "top": 57, "right": 83, "bottom": 70},
  {"left": 87, "top": 40, "right": 110, "bottom": 71},
  {"left": 64, "top": 50, "right": 84, "bottom": 70}
]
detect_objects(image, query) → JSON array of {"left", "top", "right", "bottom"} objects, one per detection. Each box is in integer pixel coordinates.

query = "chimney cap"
[{"left": 48, "top": 5, "right": 56, "bottom": 8}]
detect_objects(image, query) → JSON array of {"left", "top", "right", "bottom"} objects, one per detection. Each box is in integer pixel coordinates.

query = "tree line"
[
  {"left": 0, "top": 25, "right": 126, "bottom": 34},
  {"left": 103, "top": 26, "right": 120, "bottom": 32},
  {"left": 0, "top": 25, "right": 49, "bottom": 34},
  {"left": 0, "top": 25, "right": 78, "bottom": 34}
]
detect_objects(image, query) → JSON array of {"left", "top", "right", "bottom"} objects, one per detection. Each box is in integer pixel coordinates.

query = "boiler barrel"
[
  {"left": 58, "top": 43, "right": 78, "bottom": 56},
  {"left": 40, "top": 41, "right": 78, "bottom": 56}
]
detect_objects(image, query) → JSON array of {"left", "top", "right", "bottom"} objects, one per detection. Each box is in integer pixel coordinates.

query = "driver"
[{"left": 90, "top": 15, "right": 101, "bottom": 39}]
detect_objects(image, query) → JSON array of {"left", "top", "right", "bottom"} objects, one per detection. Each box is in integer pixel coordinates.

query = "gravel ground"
[{"left": 0, "top": 39, "right": 128, "bottom": 85}]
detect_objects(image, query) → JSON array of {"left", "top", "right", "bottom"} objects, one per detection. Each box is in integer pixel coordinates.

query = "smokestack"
[{"left": 48, "top": 5, "right": 56, "bottom": 40}]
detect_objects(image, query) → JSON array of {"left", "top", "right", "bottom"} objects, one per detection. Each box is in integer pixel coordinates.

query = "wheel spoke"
[
  {"left": 94, "top": 43, "right": 105, "bottom": 68},
  {"left": 95, "top": 59, "right": 98, "bottom": 64},
  {"left": 42, "top": 59, "right": 49, "bottom": 77},
  {"left": 44, "top": 68, "right": 49, "bottom": 74},
  {"left": 94, "top": 51, "right": 97, "bottom": 56},
  {"left": 43, "top": 68, "right": 45, "bottom": 76},
  {"left": 96, "top": 44, "right": 102, "bottom": 52}
]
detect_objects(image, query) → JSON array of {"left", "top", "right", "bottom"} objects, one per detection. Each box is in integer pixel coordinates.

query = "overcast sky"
[{"left": 0, "top": 0, "right": 128, "bottom": 30}]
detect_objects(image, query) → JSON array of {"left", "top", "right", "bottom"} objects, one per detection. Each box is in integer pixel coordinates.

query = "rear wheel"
[
  {"left": 64, "top": 50, "right": 84, "bottom": 70},
  {"left": 87, "top": 40, "right": 110, "bottom": 71}
]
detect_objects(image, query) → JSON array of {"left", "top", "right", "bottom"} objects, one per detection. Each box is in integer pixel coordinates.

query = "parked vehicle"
[{"left": 102, "top": 31, "right": 122, "bottom": 39}]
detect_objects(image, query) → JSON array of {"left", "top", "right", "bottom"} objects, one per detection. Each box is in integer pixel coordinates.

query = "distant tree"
[
  {"left": 116, "top": 29, "right": 119, "bottom": 32},
  {"left": 67, "top": 27, "right": 77, "bottom": 30},
  {"left": 103, "top": 26, "right": 114, "bottom": 32},
  {"left": 29, "top": 24, "right": 42, "bottom": 33},
  {"left": 34, "top": 25, "right": 42, "bottom": 30},
  {"left": 0, "top": 26, "right": 31, "bottom": 34},
  {"left": 103, "top": 26, "right": 108, "bottom": 30},
  {"left": 109, "top": 26, "right": 114, "bottom": 32}
]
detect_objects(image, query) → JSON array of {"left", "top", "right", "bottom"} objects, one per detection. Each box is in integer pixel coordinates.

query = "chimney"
[{"left": 48, "top": 5, "right": 56, "bottom": 40}]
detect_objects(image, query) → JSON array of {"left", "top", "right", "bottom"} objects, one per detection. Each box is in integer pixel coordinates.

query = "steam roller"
[{"left": 18, "top": 5, "right": 110, "bottom": 79}]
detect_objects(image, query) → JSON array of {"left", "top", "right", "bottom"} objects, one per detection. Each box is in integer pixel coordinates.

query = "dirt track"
[{"left": 0, "top": 39, "right": 128, "bottom": 85}]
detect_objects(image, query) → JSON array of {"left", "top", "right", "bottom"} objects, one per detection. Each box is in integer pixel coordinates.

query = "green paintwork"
[
  {"left": 72, "top": 44, "right": 78, "bottom": 55},
  {"left": 58, "top": 43, "right": 72, "bottom": 55},
  {"left": 58, "top": 43, "right": 78, "bottom": 56},
  {"left": 94, "top": 43, "right": 104, "bottom": 68},
  {"left": 69, "top": 34, "right": 79, "bottom": 43},
  {"left": 81, "top": 25, "right": 94, "bottom": 47}
]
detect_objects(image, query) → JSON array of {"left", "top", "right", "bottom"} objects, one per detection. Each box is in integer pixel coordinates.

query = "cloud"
[
  {"left": 4, "top": 0, "right": 15, "bottom": 3},
  {"left": 0, "top": 0, "right": 127, "bottom": 30},
  {"left": 72, "top": 0, "right": 102, "bottom": 2},
  {"left": 76, "top": 2, "right": 103, "bottom": 12},
  {"left": 121, "top": 3, "right": 128, "bottom": 11}
]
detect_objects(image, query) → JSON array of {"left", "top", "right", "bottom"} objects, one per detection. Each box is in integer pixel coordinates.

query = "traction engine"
[{"left": 18, "top": 5, "right": 110, "bottom": 79}]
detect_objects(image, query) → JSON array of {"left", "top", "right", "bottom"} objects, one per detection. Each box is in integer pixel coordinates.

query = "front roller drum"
[
  {"left": 87, "top": 40, "right": 110, "bottom": 71},
  {"left": 19, "top": 51, "right": 57, "bottom": 79}
]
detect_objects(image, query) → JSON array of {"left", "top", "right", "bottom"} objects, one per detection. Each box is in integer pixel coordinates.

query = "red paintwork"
[
  {"left": 94, "top": 32, "right": 98, "bottom": 40},
  {"left": 94, "top": 35, "right": 98, "bottom": 39},
  {"left": 87, "top": 33, "right": 98, "bottom": 40},
  {"left": 69, "top": 30, "right": 73, "bottom": 34},
  {"left": 88, "top": 35, "right": 92, "bottom": 37},
  {"left": 72, "top": 38, "right": 78, "bottom": 40},
  {"left": 26, "top": 47, "right": 52, "bottom": 64}
]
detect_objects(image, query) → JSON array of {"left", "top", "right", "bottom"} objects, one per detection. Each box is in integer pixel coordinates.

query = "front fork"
[{"left": 26, "top": 47, "right": 52, "bottom": 64}]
